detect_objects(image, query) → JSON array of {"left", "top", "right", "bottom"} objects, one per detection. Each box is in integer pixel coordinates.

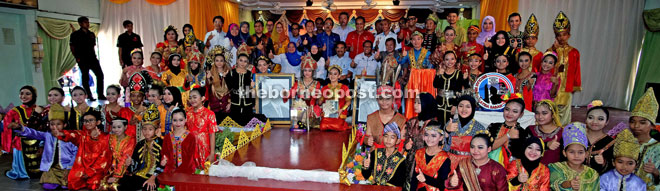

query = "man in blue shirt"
[{"left": 317, "top": 18, "right": 340, "bottom": 59}]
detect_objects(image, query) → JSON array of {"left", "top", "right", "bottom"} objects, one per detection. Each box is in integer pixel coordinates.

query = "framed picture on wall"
[
  {"left": 352, "top": 75, "right": 378, "bottom": 126},
  {"left": 255, "top": 73, "right": 295, "bottom": 126}
]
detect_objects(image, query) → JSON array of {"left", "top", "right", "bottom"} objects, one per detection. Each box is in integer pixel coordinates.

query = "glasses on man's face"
[{"left": 83, "top": 119, "right": 96, "bottom": 124}]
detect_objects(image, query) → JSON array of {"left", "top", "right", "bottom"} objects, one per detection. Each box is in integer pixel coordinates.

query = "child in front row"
[
  {"left": 13, "top": 104, "right": 78, "bottom": 190},
  {"left": 599, "top": 129, "right": 647, "bottom": 190},
  {"left": 362, "top": 122, "right": 408, "bottom": 187},
  {"left": 118, "top": 105, "right": 165, "bottom": 190},
  {"left": 549, "top": 122, "right": 600, "bottom": 190}
]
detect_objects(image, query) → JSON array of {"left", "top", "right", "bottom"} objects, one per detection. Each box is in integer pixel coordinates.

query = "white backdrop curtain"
[
  {"left": 518, "top": 0, "right": 645, "bottom": 109},
  {"left": 98, "top": 0, "right": 189, "bottom": 89}
]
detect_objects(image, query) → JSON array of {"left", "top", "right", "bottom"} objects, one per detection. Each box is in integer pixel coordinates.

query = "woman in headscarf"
[
  {"left": 506, "top": 136, "right": 551, "bottom": 190},
  {"left": 484, "top": 31, "right": 516, "bottom": 73},
  {"left": 308, "top": 44, "right": 326, "bottom": 81},
  {"left": 444, "top": 95, "right": 488, "bottom": 170},
  {"left": 477, "top": 16, "right": 496, "bottom": 46},
  {"left": 178, "top": 24, "right": 204, "bottom": 52},
  {"left": 239, "top": 22, "right": 251, "bottom": 46},
  {"left": 3, "top": 86, "right": 40, "bottom": 179},
  {"left": 225, "top": 23, "right": 242, "bottom": 49},
  {"left": 403, "top": 92, "right": 439, "bottom": 189},
  {"left": 271, "top": 18, "right": 290, "bottom": 55},
  {"left": 271, "top": 42, "right": 303, "bottom": 78}
]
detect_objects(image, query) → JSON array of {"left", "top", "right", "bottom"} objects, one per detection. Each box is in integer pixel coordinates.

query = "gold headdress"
[
  {"left": 328, "top": 64, "right": 343, "bottom": 74},
  {"left": 206, "top": 45, "right": 232, "bottom": 66},
  {"left": 524, "top": 14, "right": 539, "bottom": 38},
  {"left": 613, "top": 129, "right": 641, "bottom": 161},
  {"left": 184, "top": 32, "right": 196, "bottom": 47},
  {"left": 48, "top": 104, "right": 66, "bottom": 121},
  {"left": 237, "top": 43, "right": 250, "bottom": 56},
  {"left": 141, "top": 104, "right": 160, "bottom": 127},
  {"left": 631, "top": 87, "right": 658, "bottom": 122},
  {"left": 300, "top": 55, "right": 316, "bottom": 70},
  {"left": 553, "top": 11, "right": 570, "bottom": 33}
]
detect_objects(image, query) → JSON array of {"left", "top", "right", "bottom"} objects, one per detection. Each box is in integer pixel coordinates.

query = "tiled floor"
[{"left": 0, "top": 107, "right": 631, "bottom": 190}]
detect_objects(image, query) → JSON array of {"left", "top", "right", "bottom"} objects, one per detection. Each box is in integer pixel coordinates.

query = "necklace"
[{"left": 473, "top": 158, "right": 489, "bottom": 175}]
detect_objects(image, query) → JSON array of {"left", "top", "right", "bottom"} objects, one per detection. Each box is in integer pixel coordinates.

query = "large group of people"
[{"left": 0, "top": 8, "right": 658, "bottom": 191}]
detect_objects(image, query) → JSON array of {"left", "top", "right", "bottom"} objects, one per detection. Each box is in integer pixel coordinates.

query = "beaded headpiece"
[
  {"left": 613, "top": 129, "right": 641, "bottom": 161},
  {"left": 631, "top": 87, "right": 658, "bottom": 122},
  {"left": 562, "top": 122, "right": 588, "bottom": 149},
  {"left": 141, "top": 104, "right": 160, "bottom": 127}
]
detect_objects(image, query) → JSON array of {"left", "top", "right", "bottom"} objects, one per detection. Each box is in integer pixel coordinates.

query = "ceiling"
[{"left": 234, "top": 0, "right": 480, "bottom": 10}]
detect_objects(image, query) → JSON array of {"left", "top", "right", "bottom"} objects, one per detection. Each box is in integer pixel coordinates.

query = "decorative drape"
[
  {"left": 36, "top": 17, "right": 99, "bottom": 93},
  {"left": 189, "top": 0, "right": 239, "bottom": 40},
  {"left": 631, "top": 8, "right": 660, "bottom": 109},
  {"left": 109, "top": 0, "right": 176, "bottom": 5},
  {"left": 98, "top": 0, "right": 189, "bottom": 88},
  {"left": 480, "top": 0, "right": 519, "bottom": 32},
  {"left": 519, "top": 0, "right": 645, "bottom": 109}
]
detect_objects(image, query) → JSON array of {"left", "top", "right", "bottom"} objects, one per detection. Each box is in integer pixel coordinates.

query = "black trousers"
[{"left": 78, "top": 58, "right": 104, "bottom": 98}]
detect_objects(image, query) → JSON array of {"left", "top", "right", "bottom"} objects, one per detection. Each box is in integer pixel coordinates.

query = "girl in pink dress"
[{"left": 532, "top": 52, "right": 559, "bottom": 107}]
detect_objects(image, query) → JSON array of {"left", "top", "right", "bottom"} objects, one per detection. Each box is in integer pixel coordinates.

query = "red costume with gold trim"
[{"left": 58, "top": 129, "right": 111, "bottom": 190}]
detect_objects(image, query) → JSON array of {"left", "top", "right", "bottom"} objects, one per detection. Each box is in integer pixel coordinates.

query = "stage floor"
[{"left": 158, "top": 128, "right": 400, "bottom": 191}]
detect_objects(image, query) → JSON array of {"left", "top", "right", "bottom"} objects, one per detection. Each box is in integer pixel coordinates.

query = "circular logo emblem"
[{"left": 472, "top": 73, "right": 514, "bottom": 110}]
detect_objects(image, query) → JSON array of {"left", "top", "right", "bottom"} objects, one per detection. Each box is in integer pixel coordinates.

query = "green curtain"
[
  {"left": 36, "top": 17, "right": 99, "bottom": 92},
  {"left": 631, "top": 8, "right": 660, "bottom": 109}
]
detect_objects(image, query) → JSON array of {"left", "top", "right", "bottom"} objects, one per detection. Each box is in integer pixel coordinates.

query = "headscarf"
[
  {"left": 285, "top": 42, "right": 303, "bottom": 66},
  {"left": 168, "top": 54, "right": 182, "bottom": 75},
  {"left": 477, "top": 16, "right": 496, "bottom": 45},
  {"left": 417, "top": 92, "right": 438, "bottom": 121},
  {"left": 164, "top": 86, "right": 183, "bottom": 108},
  {"left": 226, "top": 23, "right": 241, "bottom": 48},
  {"left": 536, "top": 100, "right": 562, "bottom": 127},
  {"left": 271, "top": 18, "right": 290, "bottom": 45},
  {"left": 310, "top": 44, "right": 323, "bottom": 62},
  {"left": 521, "top": 136, "right": 545, "bottom": 174},
  {"left": 489, "top": 31, "right": 511, "bottom": 55},
  {"left": 20, "top": 85, "right": 37, "bottom": 106},
  {"left": 456, "top": 95, "right": 477, "bottom": 126},
  {"left": 239, "top": 22, "right": 251, "bottom": 44}
]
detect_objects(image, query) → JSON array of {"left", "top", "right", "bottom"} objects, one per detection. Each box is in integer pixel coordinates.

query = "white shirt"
[
  {"left": 271, "top": 54, "right": 301, "bottom": 78},
  {"left": 314, "top": 57, "right": 327, "bottom": 80},
  {"left": 204, "top": 30, "right": 230, "bottom": 52},
  {"left": 374, "top": 31, "right": 400, "bottom": 52},
  {"left": 333, "top": 25, "right": 355, "bottom": 42},
  {"left": 329, "top": 54, "right": 353, "bottom": 77},
  {"left": 352, "top": 52, "right": 380, "bottom": 77}
]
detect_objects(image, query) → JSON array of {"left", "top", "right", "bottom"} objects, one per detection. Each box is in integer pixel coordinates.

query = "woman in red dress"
[
  {"left": 99, "top": 85, "right": 135, "bottom": 135},
  {"left": 319, "top": 65, "right": 351, "bottom": 131},
  {"left": 185, "top": 87, "right": 218, "bottom": 164},
  {"left": 162, "top": 108, "right": 199, "bottom": 173},
  {"left": 156, "top": 25, "right": 185, "bottom": 71}
]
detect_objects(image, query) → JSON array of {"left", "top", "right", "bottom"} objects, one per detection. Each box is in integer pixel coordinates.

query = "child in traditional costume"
[
  {"left": 99, "top": 117, "right": 135, "bottom": 190},
  {"left": 629, "top": 87, "right": 660, "bottom": 190},
  {"left": 519, "top": 14, "right": 542, "bottom": 73},
  {"left": 163, "top": 108, "right": 198, "bottom": 174},
  {"left": 446, "top": 133, "right": 509, "bottom": 191},
  {"left": 532, "top": 52, "right": 559, "bottom": 106},
  {"left": 434, "top": 51, "right": 469, "bottom": 123},
  {"left": 3, "top": 86, "right": 40, "bottom": 179},
  {"left": 12, "top": 104, "right": 77, "bottom": 190},
  {"left": 319, "top": 64, "right": 351, "bottom": 131},
  {"left": 186, "top": 51, "right": 205, "bottom": 87},
  {"left": 459, "top": 25, "right": 485, "bottom": 72},
  {"left": 205, "top": 46, "right": 232, "bottom": 118},
  {"left": 401, "top": 31, "right": 435, "bottom": 119},
  {"left": 444, "top": 95, "right": 488, "bottom": 170},
  {"left": 548, "top": 11, "right": 581, "bottom": 126},
  {"left": 549, "top": 122, "right": 600, "bottom": 190},
  {"left": 68, "top": 86, "right": 92, "bottom": 130},
  {"left": 506, "top": 136, "right": 550, "bottom": 191},
  {"left": 409, "top": 120, "right": 451, "bottom": 191},
  {"left": 54, "top": 110, "right": 111, "bottom": 190},
  {"left": 599, "top": 129, "right": 647, "bottom": 190},
  {"left": 99, "top": 85, "right": 135, "bottom": 135},
  {"left": 463, "top": 53, "right": 483, "bottom": 89},
  {"left": 515, "top": 52, "right": 535, "bottom": 111},
  {"left": 366, "top": 85, "right": 407, "bottom": 148},
  {"left": 128, "top": 71, "right": 153, "bottom": 141},
  {"left": 118, "top": 106, "right": 164, "bottom": 190},
  {"left": 285, "top": 55, "right": 322, "bottom": 129},
  {"left": 584, "top": 100, "right": 615, "bottom": 175},
  {"left": 362, "top": 122, "right": 408, "bottom": 187},
  {"left": 525, "top": 100, "right": 563, "bottom": 165},
  {"left": 163, "top": 86, "right": 184, "bottom": 135},
  {"left": 186, "top": 87, "right": 218, "bottom": 164},
  {"left": 488, "top": 97, "right": 526, "bottom": 168}
]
